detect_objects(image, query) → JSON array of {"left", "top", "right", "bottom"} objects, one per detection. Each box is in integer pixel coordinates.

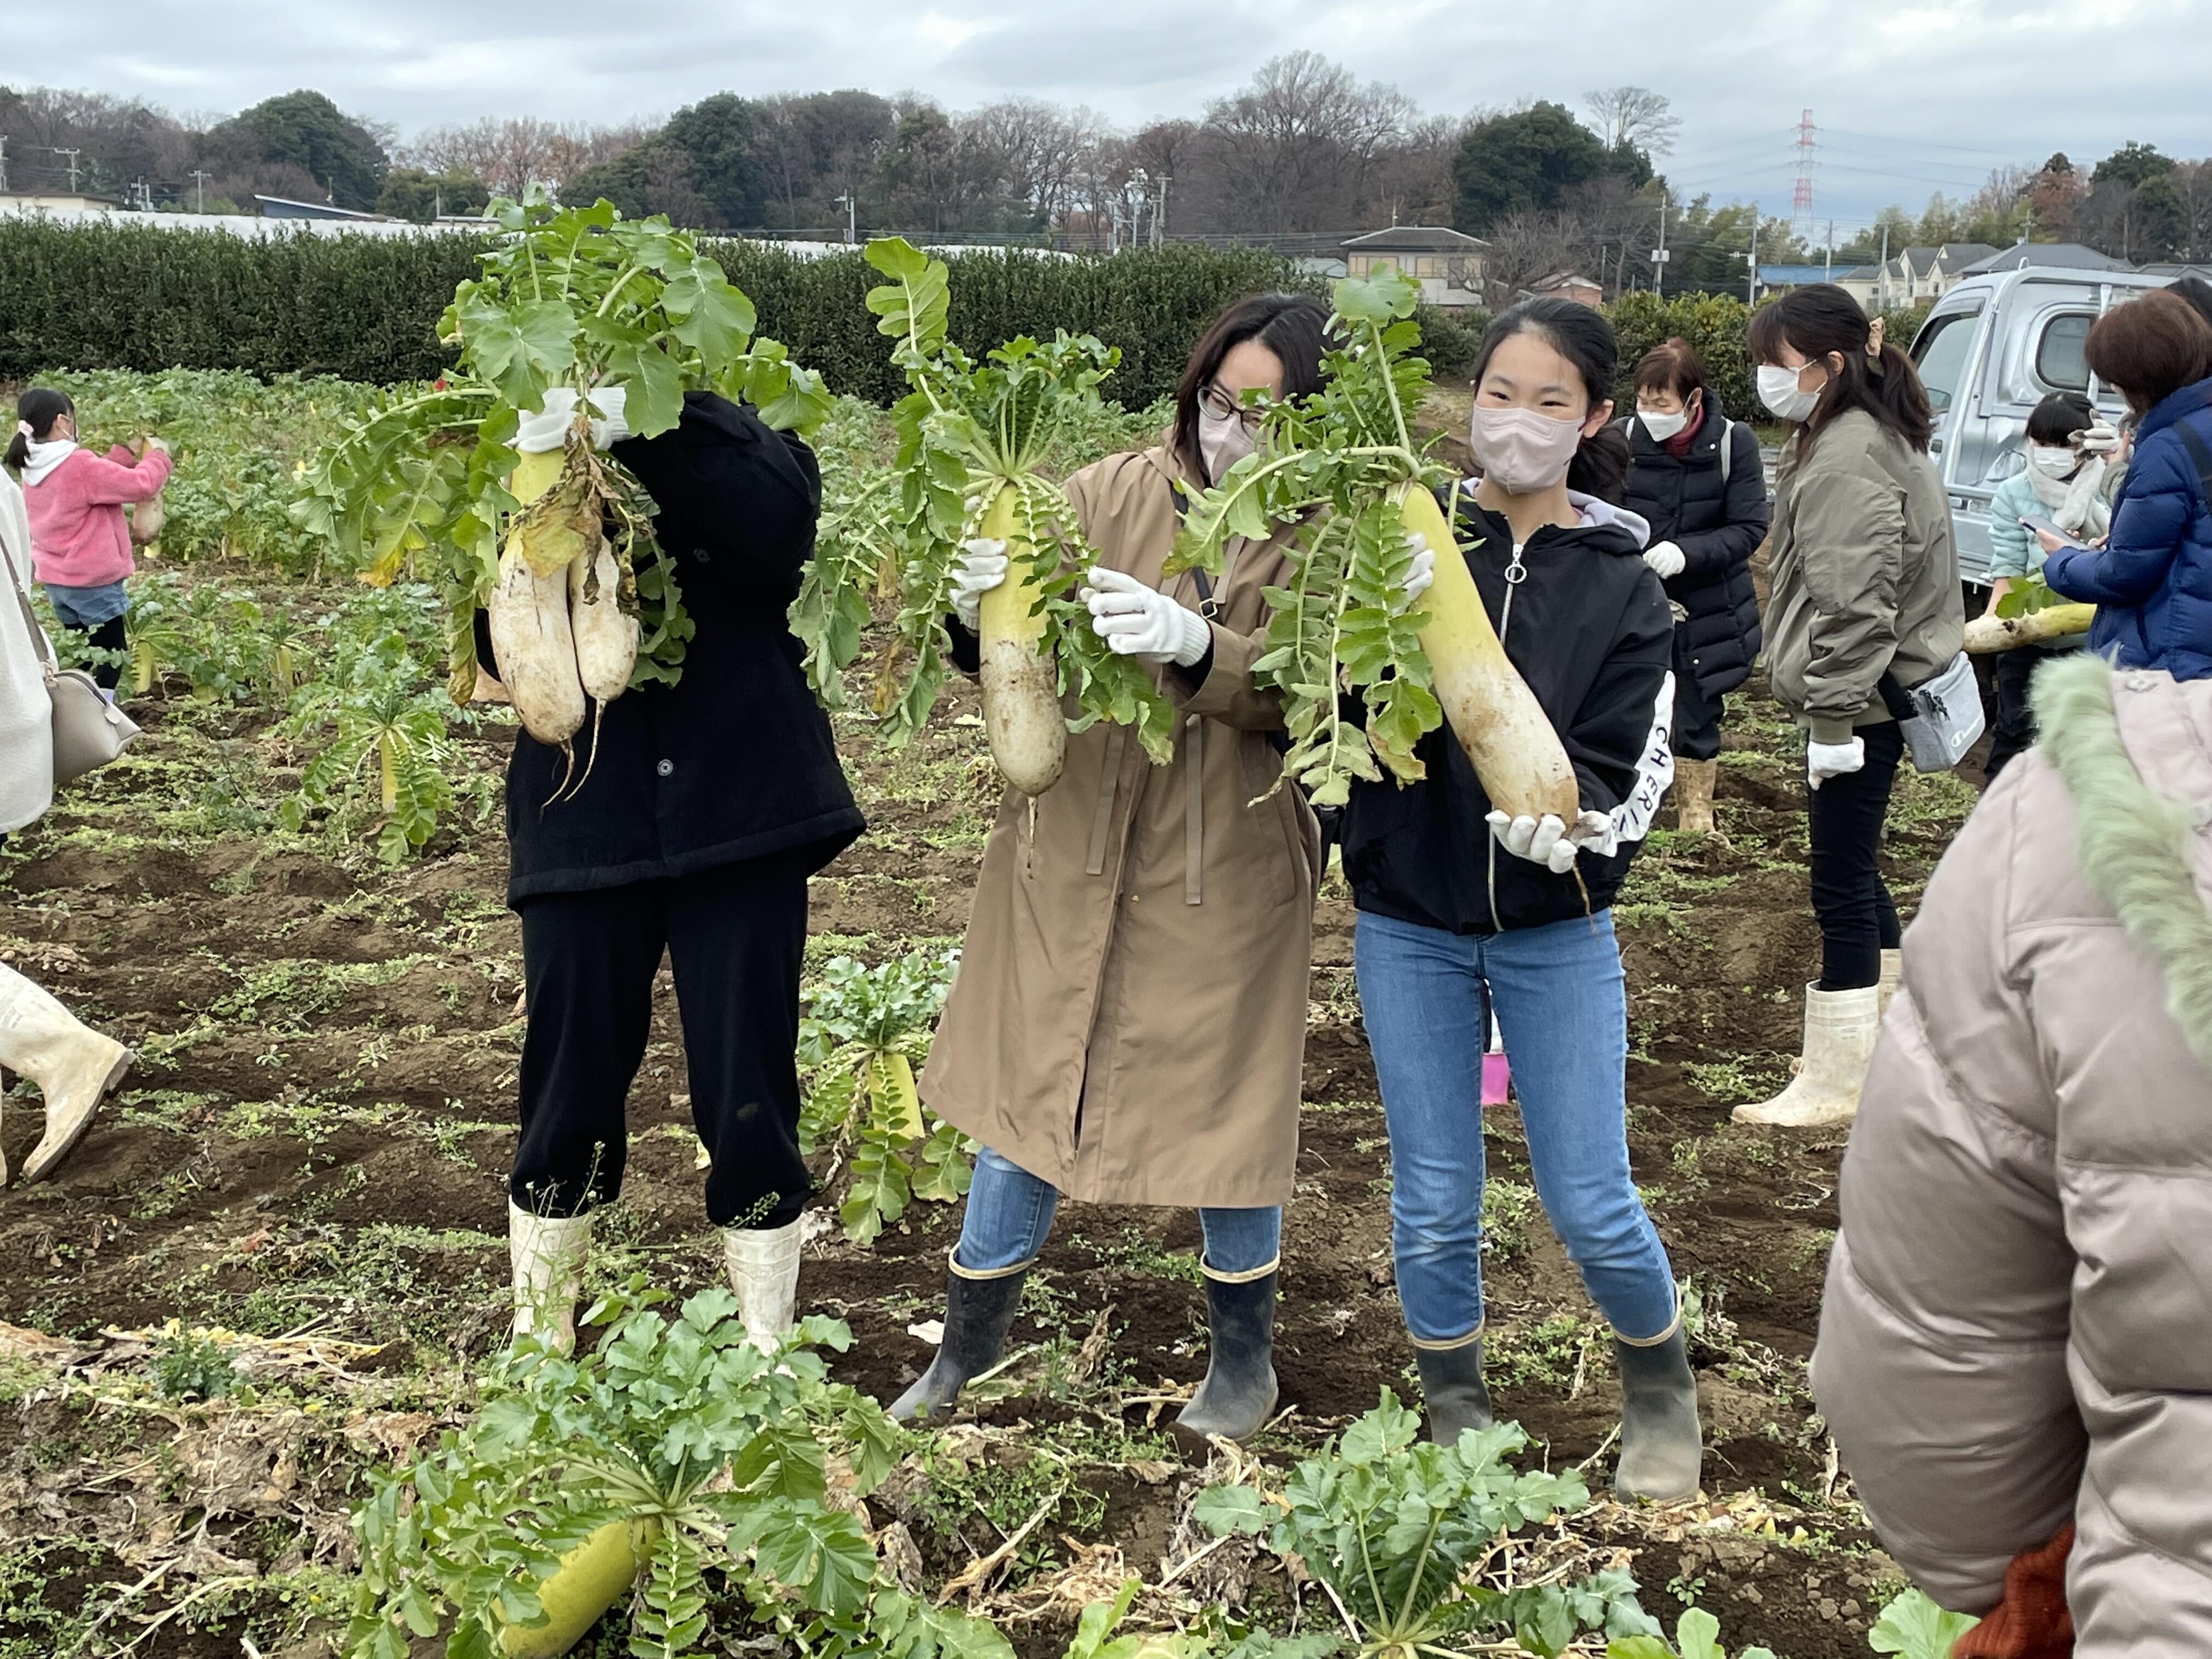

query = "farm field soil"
[{"left": 0, "top": 657, "right": 1978, "bottom": 1658}]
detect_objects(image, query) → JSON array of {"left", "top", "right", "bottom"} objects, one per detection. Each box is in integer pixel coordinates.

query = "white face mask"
[
  {"left": 1757, "top": 362, "right": 1822, "bottom": 423},
  {"left": 1197, "top": 407, "right": 1257, "bottom": 486},
  {"left": 1468, "top": 404, "right": 1587, "bottom": 495},
  {"left": 2026, "top": 444, "right": 2079, "bottom": 478},
  {"left": 1638, "top": 408, "right": 1689, "bottom": 443}
]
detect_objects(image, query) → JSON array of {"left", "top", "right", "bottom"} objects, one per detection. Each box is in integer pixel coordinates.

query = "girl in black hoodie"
[{"left": 1340, "top": 300, "right": 1697, "bottom": 1500}]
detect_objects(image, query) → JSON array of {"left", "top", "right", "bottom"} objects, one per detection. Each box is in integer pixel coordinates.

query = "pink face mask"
[{"left": 1467, "top": 405, "right": 1587, "bottom": 495}]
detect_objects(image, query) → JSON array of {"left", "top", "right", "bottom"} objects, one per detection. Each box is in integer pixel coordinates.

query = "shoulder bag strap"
[{"left": 2170, "top": 421, "right": 2212, "bottom": 513}]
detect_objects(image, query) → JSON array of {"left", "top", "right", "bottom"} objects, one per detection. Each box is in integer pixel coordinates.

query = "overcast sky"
[{"left": 18, "top": 0, "right": 2212, "bottom": 230}]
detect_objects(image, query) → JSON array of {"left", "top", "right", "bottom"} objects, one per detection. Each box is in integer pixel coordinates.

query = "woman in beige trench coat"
[{"left": 895, "top": 295, "right": 1347, "bottom": 1442}]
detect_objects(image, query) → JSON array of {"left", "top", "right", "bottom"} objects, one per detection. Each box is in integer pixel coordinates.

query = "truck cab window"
[
  {"left": 2037, "top": 314, "right": 2093, "bottom": 392},
  {"left": 1911, "top": 311, "right": 1978, "bottom": 413}
]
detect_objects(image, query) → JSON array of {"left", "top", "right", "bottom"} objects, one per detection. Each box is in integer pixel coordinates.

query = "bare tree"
[
  {"left": 1482, "top": 209, "right": 1582, "bottom": 302},
  {"left": 404, "top": 116, "right": 648, "bottom": 195},
  {"left": 1584, "top": 87, "right": 1678, "bottom": 159},
  {"left": 1203, "top": 52, "right": 1414, "bottom": 233}
]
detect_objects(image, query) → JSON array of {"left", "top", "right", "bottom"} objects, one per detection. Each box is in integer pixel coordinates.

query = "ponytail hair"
[
  {"left": 1471, "top": 297, "right": 1626, "bottom": 501},
  {"left": 6, "top": 388, "right": 74, "bottom": 472},
  {"left": 1746, "top": 286, "right": 1934, "bottom": 453}
]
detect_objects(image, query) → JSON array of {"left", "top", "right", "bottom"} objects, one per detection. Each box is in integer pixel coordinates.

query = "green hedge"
[
  {"left": 1607, "top": 289, "right": 1937, "bottom": 424},
  {"left": 0, "top": 217, "right": 1486, "bottom": 407}
]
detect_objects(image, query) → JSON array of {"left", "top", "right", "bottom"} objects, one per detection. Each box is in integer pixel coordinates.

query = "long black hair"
[
  {"left": 1171, "top": 294, "right": 1330, "bottom": 479},
  {"left": 1746, "top": 285, "right": 1933, "bottom": 453},
  {"left": 5, "top": 388, "right": 74, "bottom": 472},
  {"left": 1469, "top": 298, "right": 1628, "bottom": 502}
]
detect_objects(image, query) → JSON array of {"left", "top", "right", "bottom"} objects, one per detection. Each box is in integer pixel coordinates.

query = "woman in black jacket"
[
  {"left": 1340, "top": 300, "right": 1696, "bottom": 1502},
  {"left": 1619, "top": 338, "right": 1768, "bottom": 834},
  {"left": 486, "top": 391, "right": 864, "bottom": 1356}
]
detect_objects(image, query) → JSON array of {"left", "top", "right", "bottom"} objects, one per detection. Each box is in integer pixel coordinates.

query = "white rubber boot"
[
  {"left": 0, "top": 963, "right": 133, "bottom": 1185},
  {"left": 1877, "top": 949, "right": 1903, "bottom": 1017},
  {"left": 723, "top": 1220, "right": 803, "bottom": 1351},
  {"left": 508, "top": 1200, "right": 590, "bottom": 1356},
  {"left": 1732, "top": 983, "right": 1879, "bottom": 1128},
  {"left": 1674, "top": 757, "right": 1719, "bottom": 836}
]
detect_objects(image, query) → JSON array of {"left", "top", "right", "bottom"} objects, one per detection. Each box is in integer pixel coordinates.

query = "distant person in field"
[
  {"left": 1814, "top": 650, "right": 2212, "bottom": 1656},
  {"left": 482, "top": 388, "right": 864, "bottom": 1358},
  {"left": 1339, "top": 300, "right": 1700, "bottom": 1502},
  {"left": 5, "top": 388, "right": 170, "bottom": 696},
  {"left": 1979, "top": 392, "right": 2111, "bottom": 782},
  {"left": 0, "top": 461, "right": 135, "bottom": 1182},
  {"left": 2035, "top": 289, "right": 2212, "bottom": 683},
  {"left": 1734, "top": 284, "right": 1963, "bottom": 1130},
  {"left": 1618, "top": 337, "right": 1769, "bottom": 835},
  {"left": 897, "top": 294, "right": 1332, "bottom": 1443}
]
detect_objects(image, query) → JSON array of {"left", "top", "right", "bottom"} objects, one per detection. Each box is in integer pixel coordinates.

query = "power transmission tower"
[{"left": 1792, "top": 110, "right": 1817, "bottom": 232}]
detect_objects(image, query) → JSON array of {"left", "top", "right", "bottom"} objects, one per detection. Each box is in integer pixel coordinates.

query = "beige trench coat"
[{"left": 919, "top": 445, "right": 1320, "bottom": 1209}]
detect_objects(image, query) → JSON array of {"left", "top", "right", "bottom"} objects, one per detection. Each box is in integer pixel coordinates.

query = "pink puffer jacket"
[
  {"left": 22, "top": 443, "right": 171, "bottom": 588},
  {"left": 1812, "top": 653, "right": 2212, "bottom": 1656}
]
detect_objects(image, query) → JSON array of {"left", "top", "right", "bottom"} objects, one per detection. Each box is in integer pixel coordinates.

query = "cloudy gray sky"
[{"left": 18, "top": 0, "right": 2212, "bottom": 228}]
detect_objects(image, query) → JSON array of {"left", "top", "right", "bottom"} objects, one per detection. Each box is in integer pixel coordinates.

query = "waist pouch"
[{"left": 1880, "top": 652, "right": 1985, "bottom": 772}]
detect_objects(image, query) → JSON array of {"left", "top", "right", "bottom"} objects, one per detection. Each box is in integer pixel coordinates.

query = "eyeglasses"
[{"left": 1198, "top": 382, "right": 1270, "bottom": 430}]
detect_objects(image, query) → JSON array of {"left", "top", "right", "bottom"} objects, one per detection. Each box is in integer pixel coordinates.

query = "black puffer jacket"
[
  {"left": 1339, "top": 488, "right": 1675, "bottom": 936},
  {"left": 1620, "top": 407, "right": 1768, "bottom": 698},
  {"left": 483, "top": 392, "right": 864, "bottom": 906}
]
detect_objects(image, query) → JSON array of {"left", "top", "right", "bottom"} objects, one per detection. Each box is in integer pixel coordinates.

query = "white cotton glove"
[
  {"left": 951, "top": 538, "right": 1008, "bottom": 631},
  {"left": 2078, "top": 420, "right": 2122, "bottom": 455},
  {"left": 1643, "top": 540, "right": 1687, "bottom": 580},
  {"left": 1082, "top": 567, "right": 1212, "bottom": 667},
  {"left": 514, "top": 386, "right": 630, "bottom": 454},
  {"left": 1398, "top": 532, "right": 1436, "bottom": 611},
  {"left": 1486, "top": 809, "right": 1616, "bottom": 874},
  {"left": 1807, "top": 736, "right": 1866, "bottom": 790}
]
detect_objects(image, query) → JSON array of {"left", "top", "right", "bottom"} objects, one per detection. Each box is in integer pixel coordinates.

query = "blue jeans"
[
  {"left": 953, "top": 1147, "right": 1281, "bottom": 1279},
  {"left": 1353, "top": 908, "right": 1677, "bottom": 1346}
]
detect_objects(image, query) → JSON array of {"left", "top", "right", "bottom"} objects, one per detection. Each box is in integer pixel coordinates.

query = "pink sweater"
[{"left": 23, "top": 444, "right": 172, "bottom": 588}]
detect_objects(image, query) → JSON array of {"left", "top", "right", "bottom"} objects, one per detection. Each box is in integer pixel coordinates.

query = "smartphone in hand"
[{"left": 2020, "top": 515, "right": 2091, "bottom": 552}]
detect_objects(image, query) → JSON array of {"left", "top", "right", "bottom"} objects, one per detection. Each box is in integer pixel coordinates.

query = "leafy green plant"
[
  {"left": 798, "top": 951, "right": 971, "bottom": 1243},
  {"left": 294, "top": 189, "right": 831, "bottom": 702},
  {"left": 1867, "top": 1588, "right": 1978, "bottom": 1658},
  {"left": 791, "top": 236, "right": 1172, "bottom": 763},
  {"left": 1606, "top": 1607, "right": 1775, "bottom": 1659},
  {"left": 1195, "top": 1391, "right": 1661, "bottom": 1659},
  {"left": 1165, "top": 270, "right": 1446, "bottom": 808},
  {"left": 345, "top": 1285, "right": 897, "bottom": 1659}
]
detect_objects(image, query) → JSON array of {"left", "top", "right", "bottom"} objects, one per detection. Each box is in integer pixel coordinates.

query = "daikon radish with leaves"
[
  {"left": 498, "top": 1519, "right": 658, "bottom": 1659},
  {"left": 1169, "top": 268, "right": 1576, "bottom": 816},
  {"left": 487, "top": 446, "right": 587, "bottom": 746},
  {"left": 972, "top": 486, "right": 1066, "bottom": 794},
  {"left": 1966, "top": 602, "right": 2095, "bottom": 652}
]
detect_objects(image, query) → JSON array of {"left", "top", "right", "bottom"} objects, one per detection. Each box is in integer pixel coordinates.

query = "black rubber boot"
[
  {"left": 1413, "top": 1339, "right": 1495, "bottom": 1446},
  {"left": 1613, "top": 1326, "right": 1703, "bottom": 1501},
  {"left": 889, "top": 1266, "right": 1029, "bottom": 1423},
  {"left": 1174, "top": 1269, "right": 1280, "bottom": 1443}
]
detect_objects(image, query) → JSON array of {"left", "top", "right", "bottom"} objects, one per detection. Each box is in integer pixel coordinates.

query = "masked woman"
[
  {"left": 899, "top": 294, "right": 1336, "bottom": 1443},
  {"left": 1340, "top": 298, "right": 1697, "bottom": 1501}
]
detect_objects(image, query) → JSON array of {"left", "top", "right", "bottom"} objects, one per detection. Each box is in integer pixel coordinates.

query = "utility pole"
[
  {"left": 1155, "top": 175, "right": 1170, "bottom": 245},
  {"left": 1825, "top": 219, "right": 1834, "bottom": 280},
  {"left": 834, "top": 192, "right": 856, "bottom": 245},
  {"left": 0, "top": 137, "right": 9, "bottom": 193},
  {"left": 1878, "top": 224, "right": 1889, "bottom": 309},
  {"left": 191, "top": 169, "right": 210, "bottom": 213},
  {"left": 1652, "top": 187, "right": 1670, "bottom": 299},
  {"left": 54, "top": 148, "right": 81, "bottom": 191},
  {"left": 1747, "top": 204, "right": 1759, "bottom": 307}
]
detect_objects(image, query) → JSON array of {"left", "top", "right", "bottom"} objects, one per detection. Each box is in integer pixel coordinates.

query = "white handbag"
[{"left": 1, "top": 535, "right": 138, "bottom": 787}]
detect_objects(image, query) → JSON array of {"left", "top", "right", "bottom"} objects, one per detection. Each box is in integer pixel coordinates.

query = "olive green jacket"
[{"left": 1764, "top": 409, "right": 1965, "bottom": 744}]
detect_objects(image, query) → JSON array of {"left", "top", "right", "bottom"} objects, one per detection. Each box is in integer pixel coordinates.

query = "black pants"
[
  {"left": 1984, "top": 644, "right": 2065, "bottom": 785},
  {"left": 511, "top": 856, "right": 813, "bottom": 1229},
  {"left": 66, "top": 616, "right": 125, "bottom": 691},
  {"left": 1672, "top": 664, "right": 1726, "bottom": 761},
  {"left": 1807, "top": 721, "right": 1904, "bottom": 992}
]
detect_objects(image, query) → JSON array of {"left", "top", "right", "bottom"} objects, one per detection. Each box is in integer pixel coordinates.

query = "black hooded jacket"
[
  {"left": 1618, "top": 405, "right": 1768, "bottom": 699},
  {"left": 1339, "top": 486, "right": 1675, "bottom": 936},
  {"left": 482, "top": 392, "right": 864, "bottom": 906}
]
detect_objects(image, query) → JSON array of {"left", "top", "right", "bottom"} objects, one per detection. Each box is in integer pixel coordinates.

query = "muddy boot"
[
  {"left": 890, "top": 1262, "right": 1029, "bottom": 1423},
  {"left": 0, "top": 963, "right": 133, "bottom": 1186},
  {"left": 1613, "top": 1322, "right": 1703, "bottom": 1502},
  {"left": 1673, "top": 757, "right": 1719, "bottom": 836},
  {"left": 1877, "top": 949, "right": 1903, "bottom": 1017},
  {"left": 508, "top": 1200, "right": 591, "bottom": 1356},
  {"left": 1413, "top": 1337, "right": 1495, "bottom": 1445},
  {"left": 1731, "top": 983, "right": 1878, "bottom": 1128},
  {"left": 1176, "top": 1266, "right": 1280, "bottom": 1444},
  {"left": 722, "top": 1219, "right": 803, "bottom": 1352}
]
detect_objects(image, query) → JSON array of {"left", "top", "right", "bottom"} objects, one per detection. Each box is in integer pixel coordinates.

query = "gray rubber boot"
[
  {"left": 1414, "top": 1338, "right": 1495, "bottom": 1446},
  {"left": 889, "top": 1264, "right": 1029, "bottom": 1423},
  {"left": 1175, "top": 1268, "right": 1280, "bottom": 1443},
  {"left": 1613, "top": 1325, "right": 1703, "bottom": 1502}
]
